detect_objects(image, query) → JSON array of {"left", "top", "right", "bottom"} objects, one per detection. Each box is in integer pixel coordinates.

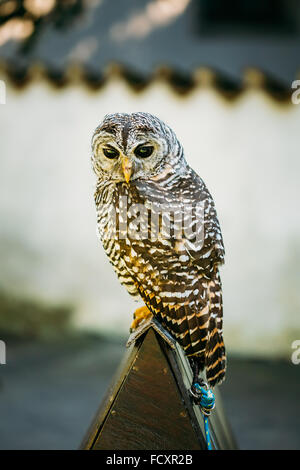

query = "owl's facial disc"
[
  {"left": 93, "top": 136, "right": 135, "bottom": 182},
  {"left": 93, "top": 131, "right": 167, "bottom": 182},
  {"left": 92, "top": 112, "right": 181, "bottom": 182}
]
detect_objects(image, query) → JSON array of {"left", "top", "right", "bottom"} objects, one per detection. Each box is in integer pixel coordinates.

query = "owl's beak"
[{"left": 121, "top": 157, "right": 132, "bottom": 183}]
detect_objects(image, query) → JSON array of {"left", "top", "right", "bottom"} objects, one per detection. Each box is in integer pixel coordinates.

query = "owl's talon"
[{"left": 130, "top": 306, "right": 153, "bottom": 331}]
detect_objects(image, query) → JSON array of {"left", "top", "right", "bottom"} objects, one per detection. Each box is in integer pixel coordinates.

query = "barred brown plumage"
[{"left": 91, "top": 112, "right": 226, "bottom": 387}]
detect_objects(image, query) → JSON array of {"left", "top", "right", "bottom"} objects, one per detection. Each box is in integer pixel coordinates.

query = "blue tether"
[{"left": 190, "top": 381, "right": 216, "bottom": 450}]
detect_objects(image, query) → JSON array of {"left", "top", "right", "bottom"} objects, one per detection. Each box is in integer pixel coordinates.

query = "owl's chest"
[
  {"left": 95, "top": 179, "right": 205, "bottom": 291},
  {"left": 96, "top": 181, "right": 146, "bottom": 247},
  {"left": 96, "top": 181, "right": 175, "bottom": 256}
]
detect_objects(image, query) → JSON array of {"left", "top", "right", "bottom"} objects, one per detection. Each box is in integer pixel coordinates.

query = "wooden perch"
[{"left": 81, "top": 318, "right": 236, "bottom": 450}]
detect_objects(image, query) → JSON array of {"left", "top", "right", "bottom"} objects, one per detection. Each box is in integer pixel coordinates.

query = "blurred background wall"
[{"left": 0, "top": 0, "right": 300, "bottom": 357}]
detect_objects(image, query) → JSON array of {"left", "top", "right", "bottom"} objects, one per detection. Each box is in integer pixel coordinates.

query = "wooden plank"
[
  {"left": 80, "top": 340, "right": 139, "bottom": 450},
  {"left": 81, "top": 326, "right": 237, "bottom": 450}
]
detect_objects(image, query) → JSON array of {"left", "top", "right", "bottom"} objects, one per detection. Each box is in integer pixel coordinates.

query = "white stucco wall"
[{"left": 0, "top": 77, "right": 299, "bottom": 357}]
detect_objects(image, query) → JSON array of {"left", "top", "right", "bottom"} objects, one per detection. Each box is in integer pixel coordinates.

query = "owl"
[{"left": 91, "top": 112, "right": 226, "bottom": 387}]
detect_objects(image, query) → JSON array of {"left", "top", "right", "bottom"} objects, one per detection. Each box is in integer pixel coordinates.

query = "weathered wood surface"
[{"left": 81, "top": 326, "right": 236, "bottom": 450}]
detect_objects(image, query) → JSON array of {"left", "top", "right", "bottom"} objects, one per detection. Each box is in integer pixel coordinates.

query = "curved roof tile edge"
[{"left": 0, "top": 61, "right": 295, "bottom": 104}]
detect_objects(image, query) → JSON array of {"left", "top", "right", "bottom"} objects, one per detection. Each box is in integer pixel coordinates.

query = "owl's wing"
[
  {"left": 133, "top": 168, "right": 225, "bottom": 274},
  {"left": 121, "top": 171, "right": 226, "bottom": 385},
  {"left": 171, "top": 170, "right": 226, "bottom": 385},
  {"left": 175, "top": 169, "right": 225, "bottom": 275}
]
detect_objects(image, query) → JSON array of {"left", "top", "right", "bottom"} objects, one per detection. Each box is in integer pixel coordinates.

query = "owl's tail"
[
  {"left": 204, "top": 269, "right": 226, "bottom": 387},
  {"left": 205, "top": 317, "right": 226, "bottom": 386}
]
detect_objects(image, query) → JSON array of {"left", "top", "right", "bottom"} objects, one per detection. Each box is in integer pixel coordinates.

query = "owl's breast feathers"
[{"left": 95, "top": 167, "right": 226, "bottom": 385}]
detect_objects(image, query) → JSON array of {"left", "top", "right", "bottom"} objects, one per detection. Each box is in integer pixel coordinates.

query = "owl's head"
[{"left": 91, "top": 112, "right": 184, "bottom": 183}]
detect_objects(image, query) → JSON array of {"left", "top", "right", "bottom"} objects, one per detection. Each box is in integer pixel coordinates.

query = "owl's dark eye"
[
  {"left": 134, "top": 144, "right": 154, "bottom": 158},
  {"left": 103, "top": 147, "right": 119, "bottom": 159}
]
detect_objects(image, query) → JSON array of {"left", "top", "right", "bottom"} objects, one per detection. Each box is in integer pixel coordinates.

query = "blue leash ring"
[{"left": 190, "top": 381, "right": 216, "bottom": 450}]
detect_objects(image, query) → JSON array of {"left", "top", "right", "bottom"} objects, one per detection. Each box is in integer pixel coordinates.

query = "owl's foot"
[
  {"left": 130, "top": 306, "right": 153, "bottom": 332},
  {"left": 189, "top": 356, "right": 204, "bottom": 387}
]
